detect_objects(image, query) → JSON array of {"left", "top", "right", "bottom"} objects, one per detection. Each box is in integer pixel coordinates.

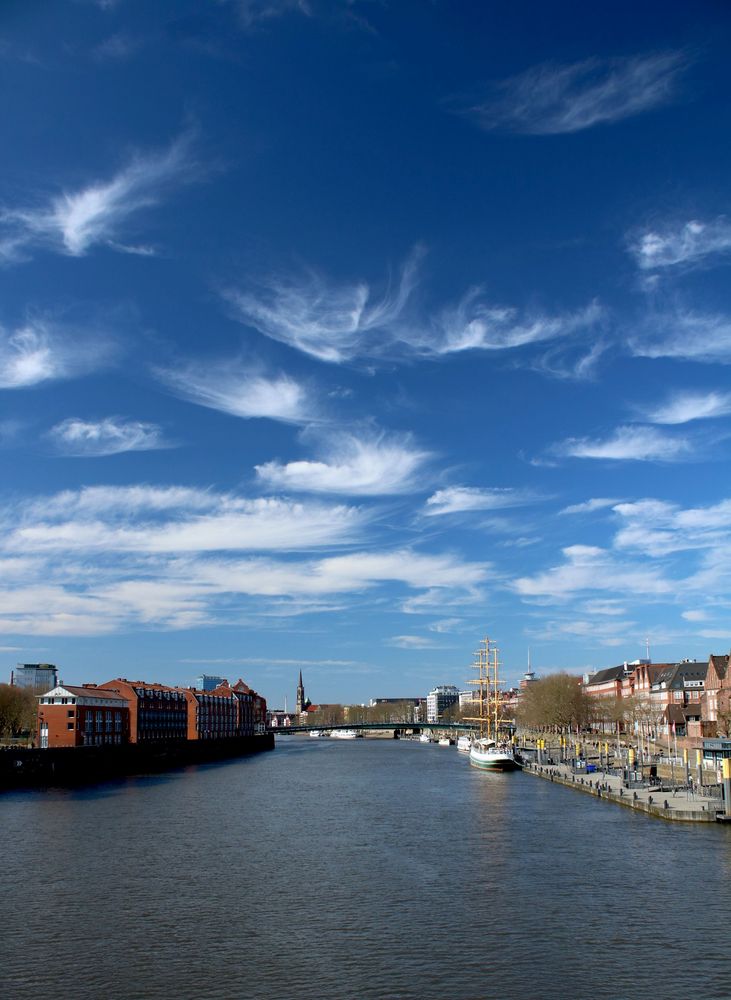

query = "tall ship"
[{"left": 464, "top": 635, "right": 521, "bottom": 772}]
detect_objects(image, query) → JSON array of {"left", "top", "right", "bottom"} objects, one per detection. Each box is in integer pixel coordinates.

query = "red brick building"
[
  {"left": 37, "top": 675, "right": 268, "bottom": 747},
  {"left": 97, "top": 679, "right": 188, "bottom": 743},
  {"left": 183, "top": 687, "right": 238, "bottom": 740},
  {"left": 37, "top": 685, "right": 130, "bottom": 748}
]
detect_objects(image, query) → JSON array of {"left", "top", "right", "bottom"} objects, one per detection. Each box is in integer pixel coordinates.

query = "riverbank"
[
  {"left": 523, "top": 758, "right": 724, "bottom": 822},
  {"left": 0, "top": 733, "right": 274, "bottom": 791}
]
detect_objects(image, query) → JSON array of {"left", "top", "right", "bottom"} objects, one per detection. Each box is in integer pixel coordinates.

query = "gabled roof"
[
  {"left": 709, "top": 654, "right": 730, "bottom": 681},
  {"left": 665, "top": 704, "right": 686, "bottom": 724},
  {"left": 650, "top": 661, "right": 707, "bottom": 691},
  {"left": 39, "top": 684, "right": 128, "bottom": 702},
  {"left": 585, "top": 665, "right": 626, "bottom": 687}
]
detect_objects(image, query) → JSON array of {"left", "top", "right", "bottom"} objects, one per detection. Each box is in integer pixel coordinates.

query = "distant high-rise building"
[
  {"left": 426, "top": 685, "right": 460, "bottom": 722},
  {"left": 11, "top": 663, "right": 58, "bottom": 690},
  {"left": 196, "top": 674, "right": 228, "bottom": 692}
]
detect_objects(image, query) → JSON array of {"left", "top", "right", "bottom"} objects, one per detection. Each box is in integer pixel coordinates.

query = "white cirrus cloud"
[
  {"left": 255, "top": 431, "right": 430, "bottom": 495},
  {"left": 531, "top": 337, "right": 609, "bottom": 381},
  {"left": 559, "top": 497, "right": 620, "bottom": 516},
  {"left": 682, "top": 609, "right": 708, "bottom": 622},
  {"left": 423, "top": 485, "right": 537, "bottom": 516},
  {"left": 426, "top": 292, "right": 602, "bottom": 356},
  {"left": 48, "top": 417, "right": 168, "bottom": 456},
  {"left": 513, "top": 544, "right": 674, "bottom": 599},
  {"left": 450, "top": 51, "right": 688, "bottom": 135},
  {"left": 613, "top": 497, "right": 731, "bottom": 557},
  {"left": 0, "top": 320, "right": 115, "bottom": 388},
  {"left": 388, "top": 635, "right": 441, "bottom": 649},
  {"left": 0, "top": 133, "right": 196, "bottom": 261},
  {"left": 629, "top": 218, "right": 731, "bottom": 271},
  {"left": 0, "top": 483, "right": 490, "bottom": 634},
  {"left": 23, "top": 484, "right": 219, "bottom": 520},
  {"left": 233, "top": 0, "right": 311, "bottom": 28},
  {"left": 553, "top": 425, "right": 692, "bottom": 462},
  {"left": 157, "top": 360, "right": 316, "bottom": 424},
  {"left": 4, "top": 488, "right": 366, "bottom": 555},
  {"left": 640, "top": 390, "right": 731, "bottom": 425},
  {"left": 429, "top": 617, "right": 462, "bottom": 633},
  {"left": 628, "top": 310, "right": 731, "bottom": 363},
  {"left": 226, "top": 251, "right": 602, "bottom": 366},
  {"left": 225, "top": 248, "right": 423, "bottom": 363}
]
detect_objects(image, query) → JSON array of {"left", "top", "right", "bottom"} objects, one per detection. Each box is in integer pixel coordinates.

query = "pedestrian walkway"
[{"left": 523, "top": 758, "right": 725, "bottom": 822}]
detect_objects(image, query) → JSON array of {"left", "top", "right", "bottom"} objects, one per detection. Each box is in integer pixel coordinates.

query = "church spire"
[{"left": 295, "top": 670, "right": 305, "bottom": 716}]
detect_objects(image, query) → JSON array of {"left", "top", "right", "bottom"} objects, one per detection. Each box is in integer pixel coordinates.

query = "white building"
[{"left": 426, "top": 685, "right": 460, "bottom": 723}]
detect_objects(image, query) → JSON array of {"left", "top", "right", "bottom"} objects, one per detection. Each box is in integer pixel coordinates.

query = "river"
[{"left": 4, "top": 736, "right": 731, "bottom": 999}]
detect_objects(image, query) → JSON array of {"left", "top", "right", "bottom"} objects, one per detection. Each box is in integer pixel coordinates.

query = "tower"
[{"left": 295, "top": 670, "right": 305, "bottom": 716}]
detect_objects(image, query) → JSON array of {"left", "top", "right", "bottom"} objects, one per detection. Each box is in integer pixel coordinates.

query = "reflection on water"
[{"left": 4, "top": 737, "right": 731, "bottom": 1000}]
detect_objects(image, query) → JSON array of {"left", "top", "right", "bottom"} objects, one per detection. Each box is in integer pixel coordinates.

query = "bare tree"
[
  {"left": 0, "top": 684, "right": 37, "bottom": 741},
  {"left": 516, "top": 673, "right": 590, "bottom": 732}
]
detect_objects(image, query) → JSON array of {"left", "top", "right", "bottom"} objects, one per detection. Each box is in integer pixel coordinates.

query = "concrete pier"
[{"left": 523, "top": 758, "right": 723, "bottom": 823}]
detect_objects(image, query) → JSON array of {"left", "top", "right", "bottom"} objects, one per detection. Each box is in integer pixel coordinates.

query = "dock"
[{"left": 523, "top": 758, "right": 726, "bottom": 823}]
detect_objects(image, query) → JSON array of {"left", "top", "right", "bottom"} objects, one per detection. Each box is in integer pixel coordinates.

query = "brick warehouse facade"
[
  {"left": 97, "top": 679, "right": 193, "bottom": 743},
  {"left": 37, "top": 677, "right": 267, "bottom": 748},
  {"left": 37, "top": 685, "right": 130, "bottom": 748}
]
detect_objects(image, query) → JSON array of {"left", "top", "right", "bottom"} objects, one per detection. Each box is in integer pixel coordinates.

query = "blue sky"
[{"left": 2, "top": 0, "right": 731, "bottom": 706}]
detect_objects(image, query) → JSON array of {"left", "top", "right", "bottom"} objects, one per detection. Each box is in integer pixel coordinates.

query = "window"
[
  {"left": 68, "top": 709, "right": 75, "bottom": 718},
  {"left": 68, "top": 722, "right": 74, "bottom": 730}
]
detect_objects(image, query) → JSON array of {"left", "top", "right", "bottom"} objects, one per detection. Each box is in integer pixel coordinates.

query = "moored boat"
[
  {"left": 469, "top": 737, "right": 521, "bottom": 771},
  {"left": 330, "top": 729, "right": 358, "bottom": 739},
  {"left": 456, "top": 735, "right": 472, "bottom": 754},
  {"left": 465, "top": 635, "right": 521, "bottom": 773}
]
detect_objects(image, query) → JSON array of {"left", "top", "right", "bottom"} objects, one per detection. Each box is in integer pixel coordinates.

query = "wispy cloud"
[
  {"left": 423, "top": 485, "right": 537, "bottom": 516},
  {"left": 156, "top": 359, "right": 316, "bottom": 424},
  {"left": 226, "top": 248, "right": 422, "bottom": 363},
  {"left": 232, "top": 0, "right": 311, "bottom": 28},
  {"left": 388, "top": 634, "right": 441, "bottom": 649},
  {"left": 429, "top": 618, "right": 462, "bottom": 633},
  {"left": 5, "top": 487, "right": 365, "bottom": 555},
  {"left": 613, "top": 497, "right": 731, "bottom": 557},
  {"left": 640, "top": 390, "right": 731, "bottom": 425},
  {"left": 559, "top": 497, "right": 620, "bottom": 516},
  {"left": 513, "top": 544, "right": 673, "bottom": 599},
  {"left": 629, "top": 311, "right": 731, "bottom": 363},
  {"left": 255, "top": 430, "right": 430, "bottom": 495},
  {"left": 682, "top": 609, "right": 708, "bottom": 622},
  {"left": 48, "top": 417, "right": 169, "bottom": 456},
  {"left": 226, "top": 252, "right": 601, "bottom": 366},
  {"left": 531, "top": 337, "right": 609, "bottom": 381},
  {"left": 0, "top": 319, "right": 115, "bottom": 388},
  {"left": 92, "top": 32, "right": 144, "bottom": 61},
  {"left": 553, "top": 425, "right": 691, "bottom": 462},
  {"left": 0, "top": 482, "right": 488, "bottom": 635},
  {"left": 0, "top": 133, "right": 196, "bottom": 261},
  {"left": 451, "top": 51, "right": 687, "bottom": 135},
  {"left": 427, "top": 292, "right": 602, "bottom": 356},
  {"left": 629, "top": 217, "right": 731, "bottom": 272}
]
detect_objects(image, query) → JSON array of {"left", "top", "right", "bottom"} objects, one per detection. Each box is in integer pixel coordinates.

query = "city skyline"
[{"left": 2, "top": 2, "right": 731, "bottom": 704}]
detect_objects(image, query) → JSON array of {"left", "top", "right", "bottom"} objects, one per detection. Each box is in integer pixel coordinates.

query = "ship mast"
[{"left": 465, "top": 635, "right": 495, "bottom": 740}]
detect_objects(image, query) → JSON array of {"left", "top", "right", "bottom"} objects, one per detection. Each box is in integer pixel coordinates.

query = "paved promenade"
[{"left": 523, "top": 757, "right": 727, "bottom": 823}]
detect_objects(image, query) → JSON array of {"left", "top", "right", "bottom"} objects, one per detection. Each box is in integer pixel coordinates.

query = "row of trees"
[
  {"left": 514, "top": 673, "right": 676, "bottom": 735},
  {"left": 306, "top": 700, "right": 422, "bottom": 727},
  {"left": 0, "top": 684, "right": 37, "bottom": 741}
]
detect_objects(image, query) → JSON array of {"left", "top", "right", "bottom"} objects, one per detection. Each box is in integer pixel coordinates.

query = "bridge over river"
[{"left": 268, "top": 722, "right": 480, "bottom": 735}]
